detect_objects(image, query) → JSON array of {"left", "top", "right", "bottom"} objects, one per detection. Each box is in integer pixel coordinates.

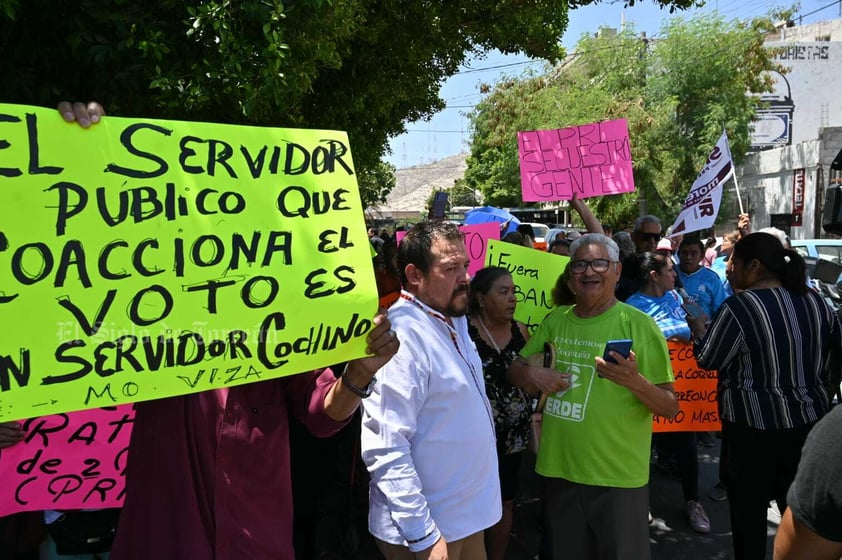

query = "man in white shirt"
[{"left": 361, "top": 220, "right": 501, "bottom": 560}]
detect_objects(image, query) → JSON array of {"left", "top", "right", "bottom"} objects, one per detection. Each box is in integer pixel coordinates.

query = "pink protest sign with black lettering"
[
  {"left": 517, "top": 119, "right": 635, "bottom": 202},
  {"left": 460, "top": 222, "right": 500, "bottom": 277},
  {"left": 0, "top": 405, "right": 133, "bottom": 515}
]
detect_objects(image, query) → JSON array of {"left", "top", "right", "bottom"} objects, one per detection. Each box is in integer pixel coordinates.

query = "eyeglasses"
[
  {"left": 571, "top": 259, "right": 614, "bottom": 274},
  {"left": 638, "top": 232, "right": 662, "bottom": 242}
]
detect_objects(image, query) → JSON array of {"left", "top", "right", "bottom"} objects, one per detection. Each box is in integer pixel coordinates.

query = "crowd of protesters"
[{"left": 2, "top": 103, "right": 842, "bottom": 560}]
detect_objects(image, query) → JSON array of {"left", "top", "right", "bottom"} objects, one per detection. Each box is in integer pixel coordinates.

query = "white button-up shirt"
[{"left": 361, "top": 291, "right": 501, "bottom": 551}]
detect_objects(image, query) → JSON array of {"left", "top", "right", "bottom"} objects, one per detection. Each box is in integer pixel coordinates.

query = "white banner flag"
[{"left": 669, "top": 132, "right": 734, "bottom": 236}]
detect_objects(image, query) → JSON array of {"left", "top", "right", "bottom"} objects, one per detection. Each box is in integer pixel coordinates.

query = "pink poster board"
[
  {"left": 460, "top": 222, "right": 500, "bottom": 277},
  {"left": 518, "top": 119, "right": 635, "bottom": 202},
  {"left": 0, "top": 405, "right": 133, "bottom": 515}
]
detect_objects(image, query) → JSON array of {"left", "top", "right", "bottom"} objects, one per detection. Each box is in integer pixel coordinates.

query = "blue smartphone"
[{"left": 602, "top": 339, "right": 633, "bottom": 365}]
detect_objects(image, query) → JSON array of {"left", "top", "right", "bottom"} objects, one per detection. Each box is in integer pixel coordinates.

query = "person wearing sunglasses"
[
  {"left": 632, "top": 216, "right": 664, "bottom": 254},
  {"left": 617, "top": 215, "right": 663, "bottom": 302}
]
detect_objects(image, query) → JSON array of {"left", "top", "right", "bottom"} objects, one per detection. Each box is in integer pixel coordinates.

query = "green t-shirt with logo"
[{"left": 521, "top": 302, "right": 673, "bottom": 488}]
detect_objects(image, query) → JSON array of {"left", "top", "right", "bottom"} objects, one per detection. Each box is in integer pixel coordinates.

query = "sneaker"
[{"left": 687, "top": 500, "right": 711, "bottom": 534}]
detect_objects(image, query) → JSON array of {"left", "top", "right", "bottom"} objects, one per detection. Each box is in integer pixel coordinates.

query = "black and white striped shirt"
[{"left": 696, "top": 288, "right": 841, "bottom": 430}]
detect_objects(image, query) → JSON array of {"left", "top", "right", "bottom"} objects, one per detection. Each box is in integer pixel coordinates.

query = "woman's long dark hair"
[{"left": 732, "top": 233, "right": 807, "bottom": 294}]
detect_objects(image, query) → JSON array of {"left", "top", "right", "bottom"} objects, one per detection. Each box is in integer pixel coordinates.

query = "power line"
[
  {"left": 457, "top": 59, "right": 543, "bottom": 74},
  {"left": 798, "top": 0, "right": 842, "bottom": 20},
  {"left": 404, "top": 24, "right": 771, "bottom": 136},
  {"left": 395, "top": 1, "right": 841, "bottom": 165},
  {"left": 441, "top": 0, "right": 838, "bottom": 85}
]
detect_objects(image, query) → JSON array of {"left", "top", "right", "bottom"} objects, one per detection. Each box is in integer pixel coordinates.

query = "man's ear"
[{"left": 404, "top": 263, "right": 423, "bottom": 288}]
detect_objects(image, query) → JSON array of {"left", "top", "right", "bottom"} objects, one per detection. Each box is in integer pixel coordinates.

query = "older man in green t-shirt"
[{"left": 513, "top": 233, "right": 677, "bottom": 560}]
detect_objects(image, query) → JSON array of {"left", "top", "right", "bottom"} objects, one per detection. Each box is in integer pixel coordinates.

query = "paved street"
[{"left": 507, "top": 436, "right": 780, "bottom": 560}]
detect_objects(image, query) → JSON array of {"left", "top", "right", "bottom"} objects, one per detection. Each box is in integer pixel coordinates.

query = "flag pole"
[
  {"left": 732, "top": 168, "right": 745, "bottom": 215},
  {"left": 722, "top": 131, "right": 745, "bottom": 215}
]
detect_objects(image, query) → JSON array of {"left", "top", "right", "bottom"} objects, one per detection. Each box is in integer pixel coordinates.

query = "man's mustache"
[{"left": 453, "top": 285, "right": 469, "bottom": 295}]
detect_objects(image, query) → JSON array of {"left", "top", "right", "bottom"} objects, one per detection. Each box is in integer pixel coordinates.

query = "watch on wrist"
[{"left": 341, "top": 364, "right": 376, "bottom": 398}]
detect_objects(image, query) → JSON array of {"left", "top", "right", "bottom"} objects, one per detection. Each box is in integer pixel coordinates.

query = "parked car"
[
  {"left": 521, "top": 222, "right": 550, "bottom": 250},
  {"left": 791, "top": 238, "right": 842, "bottom": 264},
  {"left": 789, "top": 240, "right": 842, "bottom": 314},
  {"left": 545, "top": 228, "right": 566, "bottom": 247}
]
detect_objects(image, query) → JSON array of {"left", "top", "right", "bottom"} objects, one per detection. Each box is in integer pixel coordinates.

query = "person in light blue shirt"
[
  {"left": 677, "top": 237, "right": 728, "bottom": 319},
  {"left": 625, "top": 273, "right": 690, "bottom": 343},
  {"left": 711, "top": 230, "right": 739, "bottom": 296}
]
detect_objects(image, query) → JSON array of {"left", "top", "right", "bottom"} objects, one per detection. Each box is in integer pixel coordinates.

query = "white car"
[{"left": 521, "top": 222, "right": 550, "bottom": 250}]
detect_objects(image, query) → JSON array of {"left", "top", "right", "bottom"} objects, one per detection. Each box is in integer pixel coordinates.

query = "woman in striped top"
[{"left": 690, "top": 232, "right": 842, "bottom": 560}]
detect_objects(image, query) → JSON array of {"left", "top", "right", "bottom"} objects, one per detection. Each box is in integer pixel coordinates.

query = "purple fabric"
[{"left": 110, "top": 369, "right": 346, "bottom": 560}]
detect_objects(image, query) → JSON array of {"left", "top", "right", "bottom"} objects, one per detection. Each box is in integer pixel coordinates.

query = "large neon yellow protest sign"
[{"left": 0, "top": 104, "right": 377, "bottom": 421}]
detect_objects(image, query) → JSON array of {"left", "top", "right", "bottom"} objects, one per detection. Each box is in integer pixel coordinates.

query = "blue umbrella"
[{"left": 463, "top": 206, "right": 520, "bottom": 234}]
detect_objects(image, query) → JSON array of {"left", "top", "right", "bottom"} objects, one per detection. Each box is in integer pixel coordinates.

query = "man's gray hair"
[
  {"left": 633, "top": 215, "right": 661, "bottom": 233},
  {"left": 569, "top": 233, "right": 620, "bottom": 262}
]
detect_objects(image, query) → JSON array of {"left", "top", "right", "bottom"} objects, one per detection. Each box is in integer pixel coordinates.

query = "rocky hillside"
[{"left": 368, "top": 153, "right": 468, "bottom": 217}]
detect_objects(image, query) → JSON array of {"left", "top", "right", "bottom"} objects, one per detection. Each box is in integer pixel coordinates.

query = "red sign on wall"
[
  {"left": 791, "top": 168, "right": 805, "bottom": 227},
  {"left": 793, "top": 168, "right": 805, "bottom": 215}
]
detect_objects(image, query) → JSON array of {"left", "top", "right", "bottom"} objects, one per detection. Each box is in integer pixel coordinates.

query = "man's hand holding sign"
[{"left": 0, "top": 103, "right": 398, "bottom": 560}]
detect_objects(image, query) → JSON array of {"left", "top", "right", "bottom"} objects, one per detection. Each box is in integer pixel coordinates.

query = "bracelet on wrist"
[{"left": 341, "top": 364, "right": 376, "bottom": 398}]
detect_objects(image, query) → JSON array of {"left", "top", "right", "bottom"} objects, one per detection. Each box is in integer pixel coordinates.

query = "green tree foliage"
[
  {"left": 450, "top": 178, "right": 482, "bottom": 207},
  {"left": 0, "top": 0, "right": 698, "bottom": 207},
  {"left": 465, "top": 12, "right": 785, "bottom": 229},
  {"left": 356, "top": 161, "right": 397, "bottom": 207},
  {"left": 423, "top": 178, "right": 482, "bottom": 217}
]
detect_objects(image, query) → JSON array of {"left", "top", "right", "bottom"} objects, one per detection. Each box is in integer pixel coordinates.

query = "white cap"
[{"left": 657, "top": 238, "right": 673, "bottom": 251}]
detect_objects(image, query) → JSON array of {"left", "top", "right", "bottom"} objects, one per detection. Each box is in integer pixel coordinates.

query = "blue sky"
[{"left": 385, "top": 0, "right": 841, "bottom": 169}]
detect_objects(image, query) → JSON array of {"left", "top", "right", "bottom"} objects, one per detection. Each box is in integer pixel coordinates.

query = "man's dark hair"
[
  {"left": 502, "top": 231, "right": 527, "bottom": 246},
  {"left": 397, "top": 221, "right": 463, "bottom": 286},
  {"left": 678, "top": 236, "right": 705, "bottom": 254},
  {"left": 548, "top": 238, "right": 572, "bottom": 252},
  {"left": 516, "top": 223, "right": 535, "bottom": 239}
]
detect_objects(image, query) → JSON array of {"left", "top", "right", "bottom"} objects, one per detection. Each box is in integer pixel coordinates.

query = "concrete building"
[{"left": 736, "top": 18, "right": 842, "bottom": 239}]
